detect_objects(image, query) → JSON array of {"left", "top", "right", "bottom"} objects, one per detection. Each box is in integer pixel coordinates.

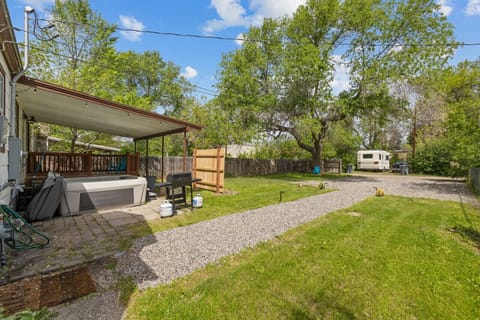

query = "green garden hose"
[{"left": 0, "top": 205, "right": 49, "bottom": 250}]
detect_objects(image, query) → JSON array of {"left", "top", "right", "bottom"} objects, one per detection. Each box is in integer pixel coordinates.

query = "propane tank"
[
  {"left": 159, "top": 200, "right": 173, "bottom": 217},
  {"left": 192, "top": 193, "right": 203, "bottom": 208}
]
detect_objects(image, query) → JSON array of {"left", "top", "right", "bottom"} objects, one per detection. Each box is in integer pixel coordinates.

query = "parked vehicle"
[
  {"left": 357, "top": 150, "right": 390, "bottom": 171},
  {"left": 391, "top": 161, "right": 408, "bottom": 173}
]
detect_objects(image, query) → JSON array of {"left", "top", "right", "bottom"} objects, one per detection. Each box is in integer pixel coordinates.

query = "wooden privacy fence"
[
  {"left": 469, "top": 167, "right": 480, "bottom": 193},
  {"left": 225, "top": 159, "right": 311, "bottom": 176},
  {"left": 323, "top": 159, "right": 342, "bottom": 174},
  {"left": 141, "top": 156, "right": 193, "bottom": 180},
  {"left": 139, "top": 157, "right": 342, "bottom": 179},
  {"left": 193, "top": 148, "right": 225, "bottom": 193}
]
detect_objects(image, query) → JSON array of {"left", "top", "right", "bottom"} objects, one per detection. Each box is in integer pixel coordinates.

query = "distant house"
[
  {"left": 390, "top": 150, "right": 409, "bottom": 161},
  {"left": 225, "top": 144, "right": 255, "bottom": 158},
  {"left": 46, "top": 137, "right": 121, "bottom": 154}
]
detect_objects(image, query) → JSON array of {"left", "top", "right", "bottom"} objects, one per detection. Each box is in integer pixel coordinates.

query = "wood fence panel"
[
  {"left": 193, "top": 148, "right": 225, "bottom": 193},
  {"left": 140, "top": 157, "right": 341, "bottom": 181},
  {"left": 469, "top": 167, "right": 480, "bottom": 193},
  {"left": 141, "top": 156, "right": 193, "bottom": 180}
]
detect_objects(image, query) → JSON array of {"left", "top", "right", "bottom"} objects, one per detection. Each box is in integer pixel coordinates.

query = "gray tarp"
[{"left": 25, "top": 173, "right": 67, "bottom": 221}]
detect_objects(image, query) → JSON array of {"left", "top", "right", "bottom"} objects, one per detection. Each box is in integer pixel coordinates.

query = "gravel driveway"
[{"left": 51, "top": 173, "right": 477, "bottom": 320}]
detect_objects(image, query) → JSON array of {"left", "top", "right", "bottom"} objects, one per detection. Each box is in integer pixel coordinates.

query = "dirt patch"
[
  {"left": 213, "top": 189, "right": 238, "bottom": 196},
  {"left": 344, "top": 211, "right": 361, "bottom": 217}
]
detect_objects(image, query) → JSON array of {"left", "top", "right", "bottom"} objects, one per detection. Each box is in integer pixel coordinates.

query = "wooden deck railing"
[{"left": 26, "top": 152, "right": 140, "bottom": 178}]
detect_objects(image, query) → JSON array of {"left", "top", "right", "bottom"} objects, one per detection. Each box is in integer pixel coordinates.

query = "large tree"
[
  {"left": 215, "top": 0, "right": 454, "bottom": 167},
  {"left": 117, "top": 50, "right": 191, "bottom": 114},
  {"left": 29, "top": 0, "right": 118, "bottom": 152},
  {"left": 29, "top": 1, "right": 191, "bottom": 152},
  {"left": 442, "top": 59, "right": 480, "bottom": 172}
]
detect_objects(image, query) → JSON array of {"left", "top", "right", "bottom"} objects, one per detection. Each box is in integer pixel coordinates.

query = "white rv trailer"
[{"left": 357, "top": 150, "right": 390, "bottom": 171}]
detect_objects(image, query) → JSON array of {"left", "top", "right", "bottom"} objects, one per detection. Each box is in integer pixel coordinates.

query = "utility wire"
[
  {"left": 15, "top": 40, "right": 218, "bottom": 97},
  {"left": 15, "top": 25, "right": 219, "bottom": 96},
  {"left": 34, "top": 17, "right": 480, "bottom": 48}
]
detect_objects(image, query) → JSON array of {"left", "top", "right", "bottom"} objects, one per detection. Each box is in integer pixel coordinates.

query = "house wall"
[{"left": 0, "top": 52, "right": 11, "bottom": 185}]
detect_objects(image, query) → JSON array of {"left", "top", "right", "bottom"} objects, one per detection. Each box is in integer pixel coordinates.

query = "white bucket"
[
  {"left": 192, "top": 194, "right": 203, "bottom": 208},
  {"left": 159, "top": 200, "right": 173, "bottom": 217}
]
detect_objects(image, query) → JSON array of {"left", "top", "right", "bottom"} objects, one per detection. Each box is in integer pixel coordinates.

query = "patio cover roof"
[{"left": 16, "top": 77, "right": 202, "bottom": 141}]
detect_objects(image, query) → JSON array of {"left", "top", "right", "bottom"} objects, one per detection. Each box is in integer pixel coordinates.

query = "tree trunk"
[
  {"left": 70, "top": 128, "right": 78, "bottom": 153},
  {"left": 312, "top": 140, "right": 323, "bottom": 171}
]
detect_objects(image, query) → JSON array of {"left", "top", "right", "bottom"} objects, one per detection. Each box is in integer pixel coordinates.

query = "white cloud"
[
  {"left": 181, "top": 66, "right": 198, "bottom": 79},
  {"left": 119, "top": 15, "right": 145, "bottom": 42},
  {"left": 203, "top": 0, "right": 250, "bottom": 33},
  {"left": 466, "top": 0, "right": 480, "bottom": 15},
  {"left": 203, "top": 0, "right": 305, "bottom": 34},
  {"left": 249, "top": 0, "right": 306, "bottom": 18},
  {"left": 20, "top": 0, "right": 54, "bottom": 12},
  {"left": 437, "top": 0, "right": 453, "bottom": 16},
  {"left": 330, "top": 55, "right": 351, "bottom": 94},
  {"left": 235, "top": 33, "right": 246, "bottom": 46}
]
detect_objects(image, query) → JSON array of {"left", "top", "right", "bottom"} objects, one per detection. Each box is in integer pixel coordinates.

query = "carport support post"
[
  {"left": 161, "top": 136, "right": 165, "bottom": 181},
  {"left": 145, "top": 139, "right": 150, "bottom": 177},
  {"left": 182, "top": 131, "right": 187, "bottom": 172}
]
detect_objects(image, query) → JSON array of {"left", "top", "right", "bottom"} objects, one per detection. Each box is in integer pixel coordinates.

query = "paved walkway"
[
  {"left": 1, "top": 198, "right": 171, "bottom": 283},
  {"left": 50, "top": 173, "right": 478, "bottom": 320}
]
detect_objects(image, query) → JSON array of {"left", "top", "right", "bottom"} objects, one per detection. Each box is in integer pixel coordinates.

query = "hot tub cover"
[{"left": 25, "top": 173, "right": 67, "bottom": 221}]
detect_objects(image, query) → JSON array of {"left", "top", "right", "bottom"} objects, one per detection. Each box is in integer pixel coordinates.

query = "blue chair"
[
  {"left": 110, "top": 157, "right": 127, "bottom": 172},
  {"left": 312, "top": 165, "right": 320, "bottom": 174}
]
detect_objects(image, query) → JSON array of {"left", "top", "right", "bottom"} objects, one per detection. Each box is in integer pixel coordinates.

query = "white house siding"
[{"left": 0, "top": 47, "right": 13, "bottom": 195}]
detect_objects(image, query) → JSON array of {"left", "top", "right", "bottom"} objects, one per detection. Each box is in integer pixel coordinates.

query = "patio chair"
[
  {"left": 110, "top": 157, "right": 127, "bottom": 173},
  {"left": 145, "top": 176, "right": 157, "bottom": 201}
]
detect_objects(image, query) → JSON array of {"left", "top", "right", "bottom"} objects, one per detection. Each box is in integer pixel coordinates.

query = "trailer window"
[
  {"left": 379, "top": 154, "right": 382, "bottom": 160},
  {"left": 362, "top": 154, "right": 373, "bottom": 159}
]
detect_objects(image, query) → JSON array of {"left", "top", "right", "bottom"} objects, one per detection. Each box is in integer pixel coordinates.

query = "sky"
[{"left": 5, "top": 0, "right": 480, "bottom": 100}]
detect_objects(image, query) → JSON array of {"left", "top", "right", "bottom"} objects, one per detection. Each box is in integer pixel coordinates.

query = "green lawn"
[
  {"left": 125, "top": 196, "right": 480, "bottom": 320},
  {"left": 129, "top": 173, "right": 330, "bottom": 237}
]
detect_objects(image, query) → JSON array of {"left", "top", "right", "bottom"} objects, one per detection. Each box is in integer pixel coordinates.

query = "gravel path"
[{"left": 51, "top": 174, "right": 477, "bottom": 320}]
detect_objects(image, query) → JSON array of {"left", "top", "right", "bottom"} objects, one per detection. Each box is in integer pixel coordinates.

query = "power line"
[
  {"left": 34, "top": 17, "right": 480, "bottom": 48},
  {"left": 14, "top": 39, "right": 218, "bottom": 97}
]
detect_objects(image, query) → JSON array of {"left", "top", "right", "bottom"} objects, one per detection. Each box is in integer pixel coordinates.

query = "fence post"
[
  {"left": 86, "top": 152, "right": 92, "bottom": 176},
  {"left": 216, "top": 147, "right": 221, "bottom": 193}
]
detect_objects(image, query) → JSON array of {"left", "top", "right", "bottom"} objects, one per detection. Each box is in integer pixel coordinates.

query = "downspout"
[{"left": 9, "top": 6, "right": 34, "bottom": 137}]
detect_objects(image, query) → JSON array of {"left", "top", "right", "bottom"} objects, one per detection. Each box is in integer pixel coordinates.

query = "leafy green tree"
[
  {"left": 179, "top": 99, "right": 255, "bottom": 150},
  {"left": 412, "top": 138, "right": 452, "bottom": 176},
  {"left": 215, "top": 0, "right": 454, "bottom": 168},
  {"left": 28, "top": 1, "right": 192, "bottom": 154},
  {"left": 29, "top": 0, "right": 118, "bottom": 152},
  {"left": 117, "top": 51, "right": 191, "bottom": 114},
  {"left": 442, "top": 59, "right": 480, "bottom": 173},
  {"left": 252, "top": 134, "right": 311, "bottom": 160},
  {"left": 323, "top": 118, "right": 362, "bottom": 168}
]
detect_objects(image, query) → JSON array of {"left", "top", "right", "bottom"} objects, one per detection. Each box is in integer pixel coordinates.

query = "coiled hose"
[{"left": 0, "top": 204, "right": 49, "bottom": 250}]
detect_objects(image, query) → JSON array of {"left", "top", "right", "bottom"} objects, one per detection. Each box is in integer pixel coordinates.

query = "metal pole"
[
  {"left": 146, "top": 139, "right": 149, "bottom": 177},
  {"left": 161, "top": 136, "right": 165, "bottom": 181},
  {"left": 183, "top": 131, "right": 187, "bottom": 172}
]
